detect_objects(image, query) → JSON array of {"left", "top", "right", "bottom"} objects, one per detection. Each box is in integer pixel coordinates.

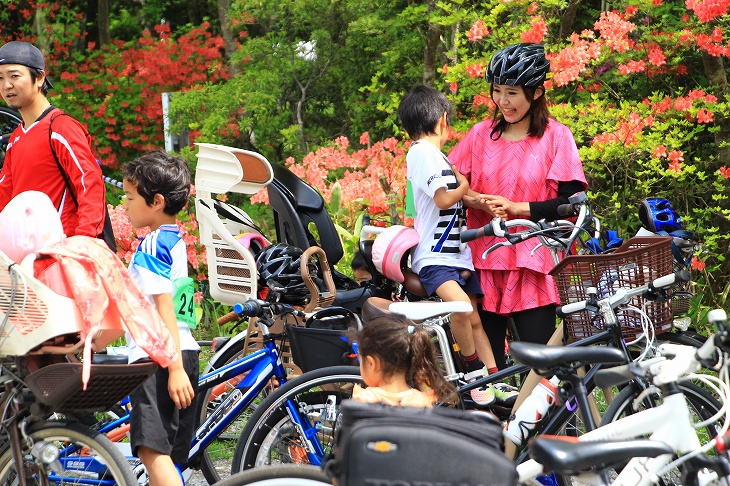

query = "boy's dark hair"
[
  {"left": 122, "top": 150, "right": 191, "bottom": 215},
  {"left": 351, "top": 250, "right": 368, "bottom": 272},
  {"left": 397, "top": 85, "right": 452, "bottom": 140}
]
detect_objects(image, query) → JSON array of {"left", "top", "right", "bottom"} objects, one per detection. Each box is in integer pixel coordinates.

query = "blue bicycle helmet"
[
  {"left": 638, "top": 198, "right": 682, "bottom": 233},
  {"left": 485, "top": 43, "right": 550, "bottom": 87}
]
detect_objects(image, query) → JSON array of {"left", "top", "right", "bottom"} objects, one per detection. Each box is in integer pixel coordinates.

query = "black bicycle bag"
[{"left": 326, "top": 400, "right": 517, "bottom": 486}]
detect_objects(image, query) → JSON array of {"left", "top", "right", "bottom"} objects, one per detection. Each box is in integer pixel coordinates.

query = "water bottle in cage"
[{"left": 503, "top": 376, "right": 560, "bottom": 447}]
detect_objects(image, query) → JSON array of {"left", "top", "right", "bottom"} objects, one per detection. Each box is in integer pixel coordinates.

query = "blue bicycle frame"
[{"left": 60, "top": 327, "right": 329, "bottom": 484}]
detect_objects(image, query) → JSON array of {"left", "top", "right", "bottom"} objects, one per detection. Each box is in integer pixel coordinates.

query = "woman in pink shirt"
[{"left": 450, "top": 43, "right": 587, "bottom": 369}]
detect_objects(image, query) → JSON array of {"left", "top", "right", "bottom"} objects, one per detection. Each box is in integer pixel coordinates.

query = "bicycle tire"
[
  {"left": 552, "top": 381, "right": 722, "bottom": 486},
  {"left": 231, "top": 366, "right": 362, "bottom": 472},
  {"left": 0, "top": 108, "right": 20, "bottom": 169},
  {"left": 217, "top": 465, "right": 331, "bottom": 486},
  {"left": 0, "top": 420, "right": 137, "bottom": 486},
  {"left": 196, "top": 333, "right": 276, "bottom": 484},
  {"left": 0, "top": 107, "right": 21, "bottom": 170}
]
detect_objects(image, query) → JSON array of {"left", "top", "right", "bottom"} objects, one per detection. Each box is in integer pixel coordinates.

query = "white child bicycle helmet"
[{"left": 370, "top": 225, "right": 420, "bottom": 283}]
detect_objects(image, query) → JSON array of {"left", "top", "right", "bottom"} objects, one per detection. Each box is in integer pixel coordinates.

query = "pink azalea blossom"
[{"left": 468, "top": 20, "right": 490, "bottom": 42}]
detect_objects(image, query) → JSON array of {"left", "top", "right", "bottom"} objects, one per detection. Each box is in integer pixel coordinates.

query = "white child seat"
[
  {"left": 0, "top": 251, "right": 124, "bottom": 356},
  {"left": 194, "top": 143, "right": 274, "bottom": 305}
]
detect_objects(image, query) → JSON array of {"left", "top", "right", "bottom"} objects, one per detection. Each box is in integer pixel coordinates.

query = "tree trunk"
[
  {"left": 33, "top": 8, "right": 49, "bottom": 50},
  {"left": 98, "top": 0, "right": 111, "bottom": 46},
  {"left": 702, "top": 52, "right": 730, "bottom": 165},
  {"left": 559, "top": 0, "right": 581, "bottom": 40},
  {"left": 218, "top": 0, "right": 241, "bottom": 76},
  {"left": 423, "top": 0, "right": 443, "bottom": 88}
]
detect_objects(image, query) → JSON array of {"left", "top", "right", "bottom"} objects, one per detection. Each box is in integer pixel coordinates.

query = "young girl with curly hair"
[{"left": 352, "top": 313, "right": 456, "bottom": 407}]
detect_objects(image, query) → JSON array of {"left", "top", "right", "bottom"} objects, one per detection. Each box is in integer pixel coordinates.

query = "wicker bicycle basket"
[{"left": 549, "top": 236, "right": 675, "bottom": 343}]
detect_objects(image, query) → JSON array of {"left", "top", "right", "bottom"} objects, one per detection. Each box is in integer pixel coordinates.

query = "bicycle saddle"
[
  {"left": 509, "top": 341, "right": 626, "bottom": 372},
  {"left": 529, "top": 436, "right": 674, "bottom": 473},
  {"left": 361, "top": 297, "right": 392, "bottom": 324},
  {"left": 361, "top": 297, "right": 473, "bottom": 323}
]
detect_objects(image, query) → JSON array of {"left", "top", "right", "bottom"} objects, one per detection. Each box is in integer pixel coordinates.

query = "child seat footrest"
[{"left": 25, "top": 360, "right": 158, "bottom": 413}]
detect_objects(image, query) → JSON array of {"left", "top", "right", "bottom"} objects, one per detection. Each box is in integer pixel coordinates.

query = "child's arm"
[
  {"left": 153, "top": 292, "right": 195, "bottom": 409},
  {"left": 433, "top": 165, "right": 470, "bottom": 210}
]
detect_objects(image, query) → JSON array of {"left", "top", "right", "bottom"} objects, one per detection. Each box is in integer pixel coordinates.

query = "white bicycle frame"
[{"left": 518, "top": 320, "right": 730, "bottom": 486}]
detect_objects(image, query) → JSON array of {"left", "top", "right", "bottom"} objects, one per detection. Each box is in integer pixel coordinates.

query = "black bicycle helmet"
[
  {"left": 638, "top": 198, "right": 682, "bottom": 233},
  {"left": 485, "top": 43, "right": 550, "bottom": 87},
  {"left": 256, "top": 243, "right": 317, "bottom": 305}
]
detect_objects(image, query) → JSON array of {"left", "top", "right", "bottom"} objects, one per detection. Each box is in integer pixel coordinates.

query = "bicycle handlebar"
[
  {"left": 216, "top": 299, "right": 304, "bottom": 325},
  {"left": 460, "top": 220, "right": 498, "bottom": 243},
  {"left": 555, "top": 270, "right": 690, "bottom": 319},
  {"left": 459, "top": 192, "right": 594, "bottom": 266}
]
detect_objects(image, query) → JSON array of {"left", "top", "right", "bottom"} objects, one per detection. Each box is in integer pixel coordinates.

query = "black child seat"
[
  {"left": 326, "top": 400, "right": 518, "bottom": 486},
  {"left": 267, "top": 163, "right": 380, "bottom": 313},
  {"left": 267, "top": 163, "right": 345, "bottom": 267}
]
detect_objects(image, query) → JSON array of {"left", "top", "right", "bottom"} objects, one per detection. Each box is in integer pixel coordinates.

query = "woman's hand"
[
  {"left": 480, "top": 195, "right": 530, "bottom": 219},
  {"left": 463, "top": 191, "right": 497, "bottom": 217}
]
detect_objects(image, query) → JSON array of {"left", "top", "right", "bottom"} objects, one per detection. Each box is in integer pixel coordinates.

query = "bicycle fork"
[{"left": 282, "top": 395, "right": 339, "bottom": 466}]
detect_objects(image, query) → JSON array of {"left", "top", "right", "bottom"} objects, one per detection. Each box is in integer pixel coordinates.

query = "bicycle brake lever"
[
  {"left": 529, "top": 242, "right": 544, "bottom": 257},
  {"left": 482, "top": 241, "right": 512, "bottom": 259}
]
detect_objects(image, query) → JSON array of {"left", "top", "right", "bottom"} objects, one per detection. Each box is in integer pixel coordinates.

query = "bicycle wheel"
[
  {"left": 552, "top": 381, "right": 723, "bottom": 486},
  {"left": 217, "top": 465, "right": 331, "bottom": 486},
  {"left": 232, "top": 366, "right": 362, "bottom": 472},
  {"left": 0, "top": 420, "right": 137, "bottom": 485},
  {"left": 196, "top": 335, "right": 278, "bottom": 484}
]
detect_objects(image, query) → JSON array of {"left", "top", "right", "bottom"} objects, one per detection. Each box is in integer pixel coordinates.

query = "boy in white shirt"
[
  {"left": 122, "top": 150, "right": 199, "bottom": 486},
  {"left": 398, "top": 86, "right": 516, "bottom": 406}
]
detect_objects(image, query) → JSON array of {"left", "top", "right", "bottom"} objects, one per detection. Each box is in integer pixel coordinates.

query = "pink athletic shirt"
[{"left": 449, "top": 119, "right": 587, "bottom": 311}]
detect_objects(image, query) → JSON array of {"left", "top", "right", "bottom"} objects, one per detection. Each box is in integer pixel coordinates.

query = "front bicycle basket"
[{"left": 550, "top": 236, "right": 674, "bottom": 343}]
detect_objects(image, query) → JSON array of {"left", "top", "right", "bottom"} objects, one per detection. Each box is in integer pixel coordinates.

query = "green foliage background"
[{"left": 2, "top": 0, "right": 730, "bottom": 330}]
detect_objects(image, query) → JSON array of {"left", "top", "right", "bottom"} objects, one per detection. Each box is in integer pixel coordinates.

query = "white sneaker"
[{"left": 463, "top": 367, "right": 487, "bottom": 382}]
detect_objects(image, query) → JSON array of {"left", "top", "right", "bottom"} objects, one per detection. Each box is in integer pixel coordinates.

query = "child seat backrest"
[
  {"left": 267, "top": 163, "right": 344, "bottom": 266},
  {"left": 328, "top": 400, "right": 516, "bottom": 486},
  {"left": 194, "top": 143, "right": 273, "bottom": 305}
]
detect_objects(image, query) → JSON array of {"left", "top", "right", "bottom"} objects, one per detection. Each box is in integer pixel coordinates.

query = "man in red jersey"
[{"left": 0, "top": 41, "right": 107, "bottom": 243}]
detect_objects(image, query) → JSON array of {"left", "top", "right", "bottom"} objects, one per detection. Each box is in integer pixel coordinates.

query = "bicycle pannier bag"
[{"left": 327, "top": 400, "right": 517, "bottom": 486}]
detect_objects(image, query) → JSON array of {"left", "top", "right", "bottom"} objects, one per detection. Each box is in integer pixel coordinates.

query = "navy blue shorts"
[{"left": 418, "top": 265, "right": 483, "bottom": 298}]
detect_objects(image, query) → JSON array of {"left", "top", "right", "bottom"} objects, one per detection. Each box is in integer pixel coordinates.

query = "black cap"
[{"left": 0, "top": 41, "right": 54, "bottom": 90}]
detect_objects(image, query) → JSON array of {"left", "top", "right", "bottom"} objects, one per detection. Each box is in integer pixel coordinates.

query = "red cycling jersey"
[{"left": 0, "top": 107, "right": 106, "bottom": 239}]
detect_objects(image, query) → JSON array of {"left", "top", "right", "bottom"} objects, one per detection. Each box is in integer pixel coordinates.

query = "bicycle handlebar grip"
[
  {"left": 649, "top": 269, "right": 689, "bottom": 290},
  {"left": 460, "top": 224, "right": 495, "bottom": 243},
  {"left": 556, "top": 300, "right": 587, "bottom": 319},
  {"left": 217, "top": 310, "right": 241, "bottom": 326},
  {"left": 233, "top": 300, "right": 265, "bottom": 318},
  {"left": 556, "top": 203, "right": 577, "bottom": 217}
]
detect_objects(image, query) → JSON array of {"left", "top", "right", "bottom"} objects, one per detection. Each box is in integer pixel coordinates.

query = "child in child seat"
[{"left": 352, "top": 313, "right": 456, "bottom": 408}]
